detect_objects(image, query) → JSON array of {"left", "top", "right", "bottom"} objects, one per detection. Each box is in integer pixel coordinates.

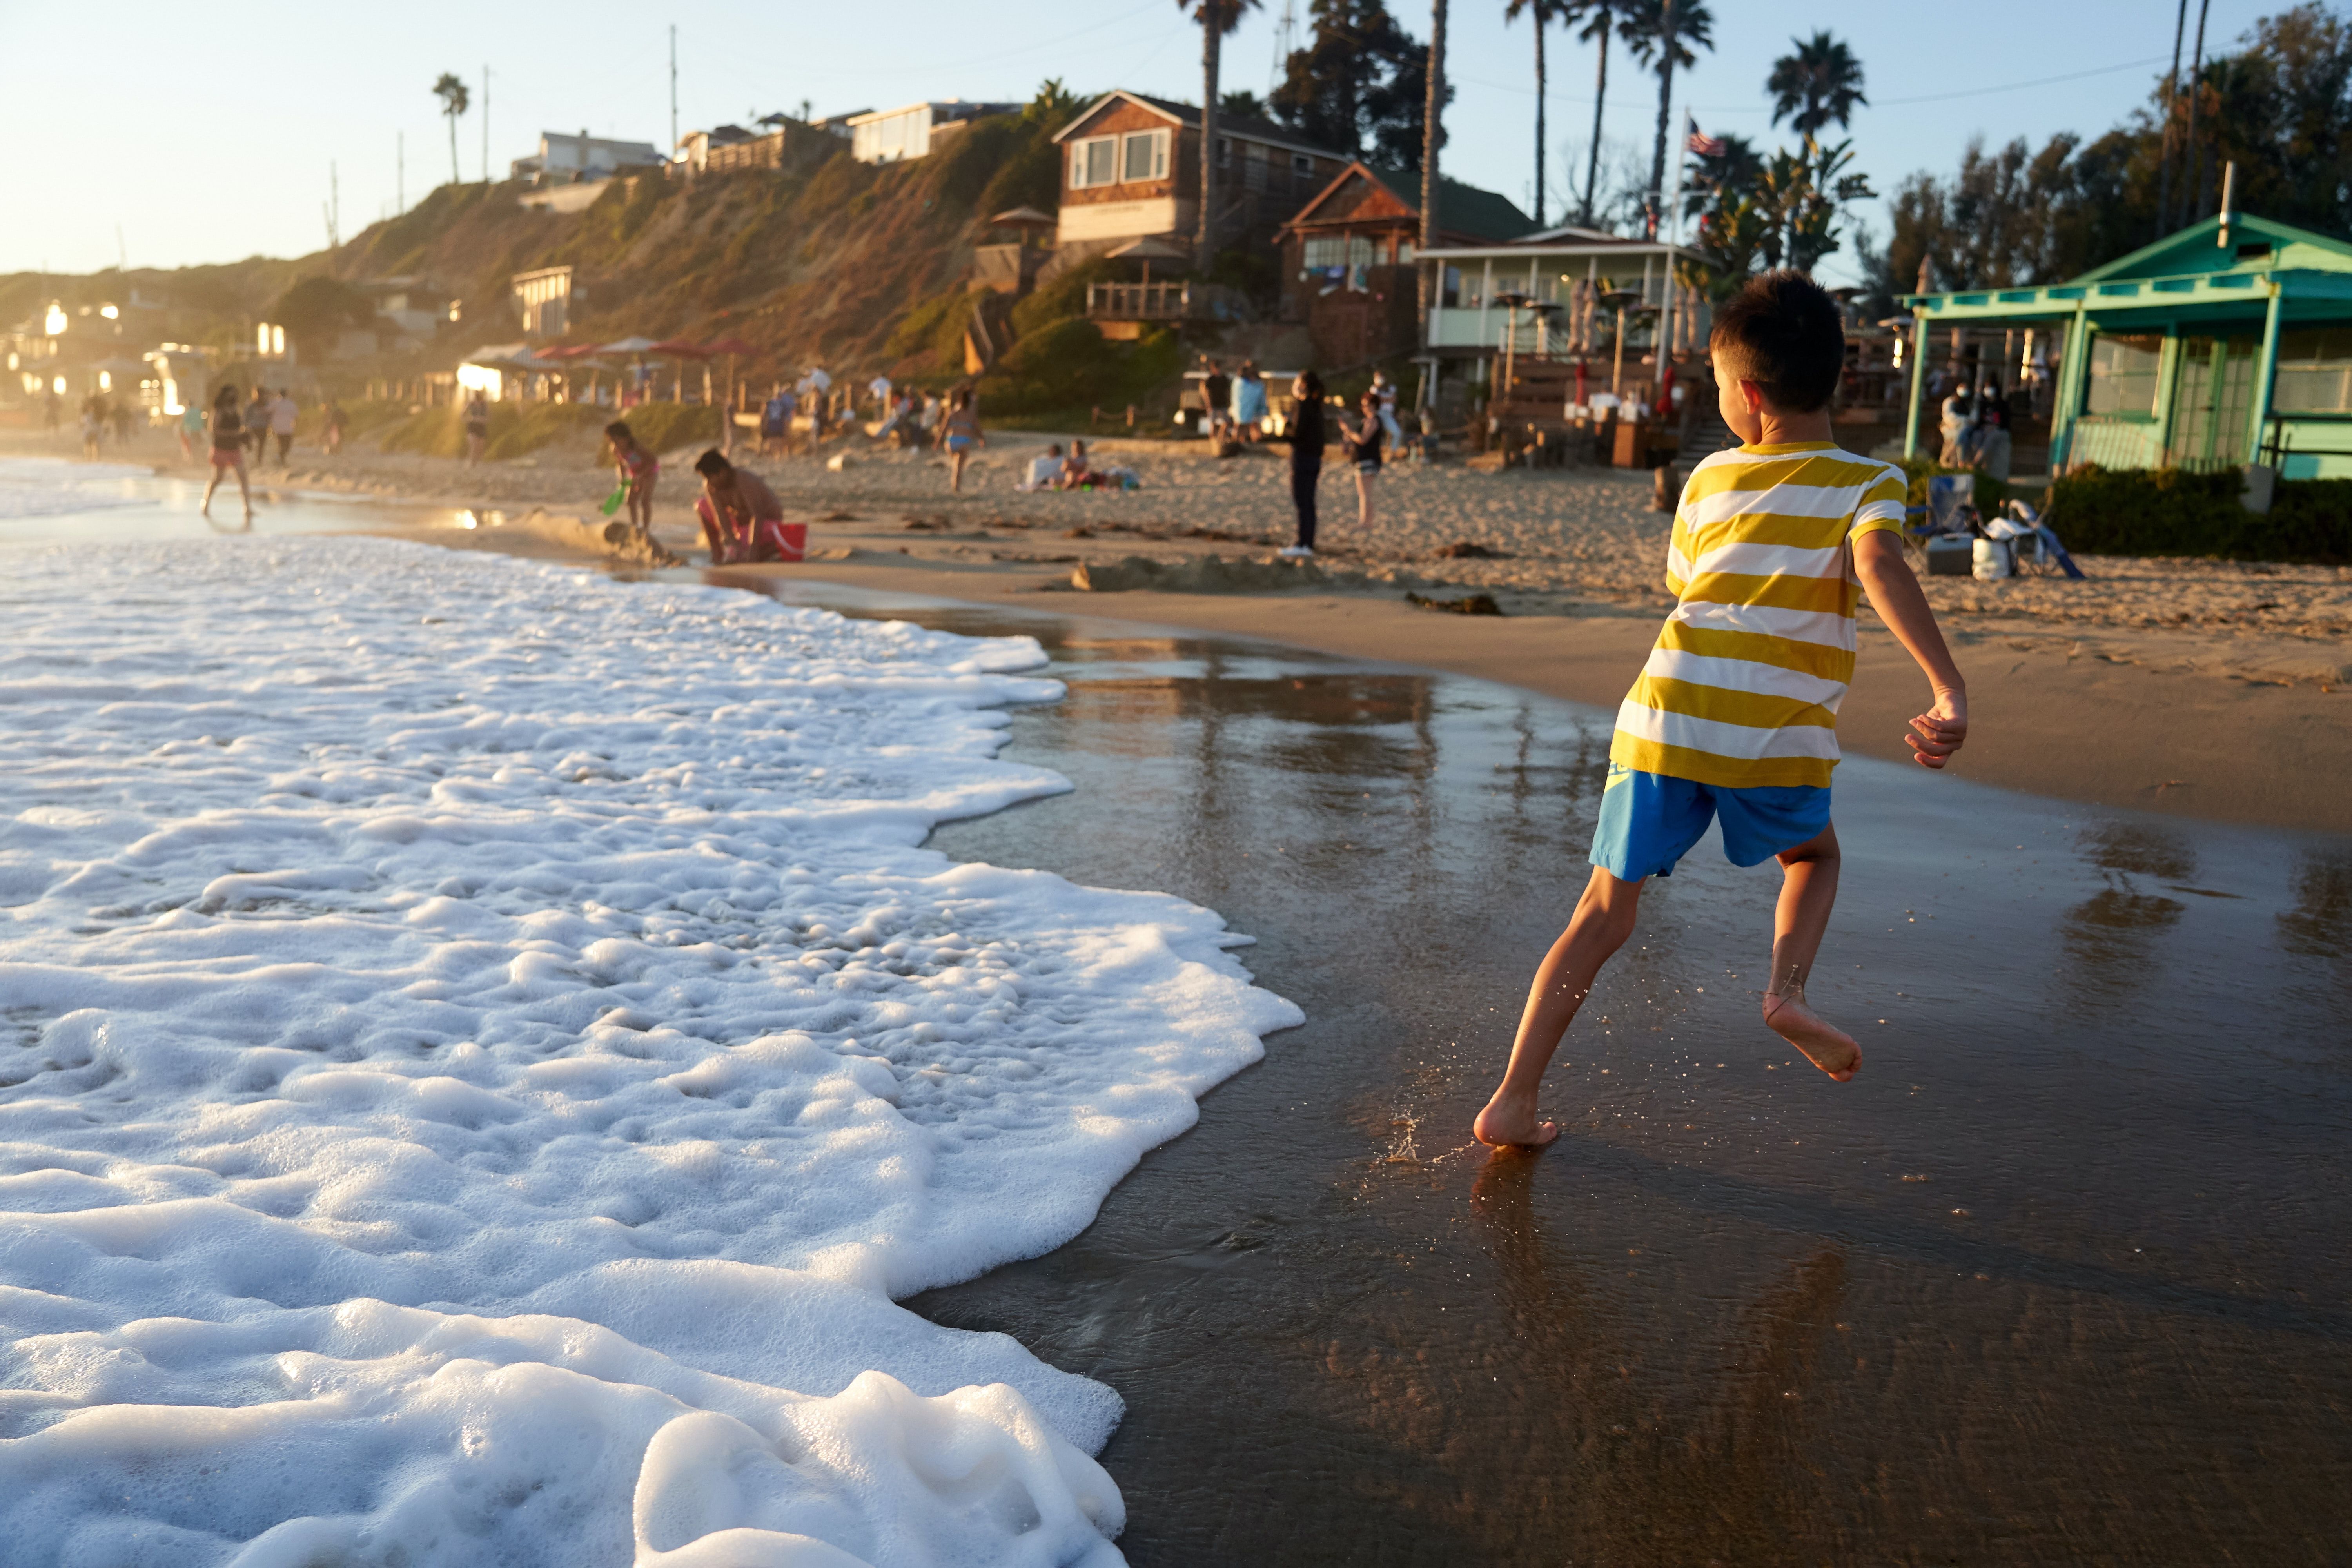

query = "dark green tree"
[
  {"left": 1504, "top": 0, "right": 1568, "bottom": 225},
  {"left": 1619, "top": 0, "right": 1713, "bottom": 235},
  {"left": 1766, "top": 31, "right": 1868, "bottom": 140},
  {"left": 1561, "top": 0, "right": 1619, "bottom": 225},
  {"left": 1273, "top": 0, "right": 1445, "bottom": 166},
  {"left": 432, "top": 73, "right": 470, "bottom": 187},
  {"left": 1179, "top": 0, "right": 1263, "bottom": 269}
]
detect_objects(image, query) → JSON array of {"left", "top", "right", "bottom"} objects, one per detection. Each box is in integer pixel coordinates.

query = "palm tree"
[
  {"left": 1178, "top": 0, "right": 1261, "bottom": 272},
  {"left": 1622, "top": 0, "right": 1713, "bottom": 238},
  {"left": 1766, "top": 31, "right": 1867, "bottom": 140},
  {"left": 1504, "top": 0, "right": 1566, "bottom": 227},
  {"left": 432, "top": 73, "right": 470, "bottom": 187},
  {"left": 1561, "top": 0, "right": 1617, "bottom": 227}
]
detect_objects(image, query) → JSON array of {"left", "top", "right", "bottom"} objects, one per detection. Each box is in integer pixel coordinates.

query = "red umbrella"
[{"left": 538, "top": 343, "right": 604, "bottom": 360}]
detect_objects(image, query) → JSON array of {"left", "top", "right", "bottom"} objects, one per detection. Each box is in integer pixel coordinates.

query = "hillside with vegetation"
[{"left": 2, "top": 83, "right": 1193, "bottom": 424}]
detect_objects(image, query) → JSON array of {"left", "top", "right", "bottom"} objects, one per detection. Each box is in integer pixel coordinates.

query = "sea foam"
[
  {"left": 0, "top": 535, "right": 1299, "bottom": 1566},
  {"left": 0, "top": 456, "right": 152, "bottom": 520}
]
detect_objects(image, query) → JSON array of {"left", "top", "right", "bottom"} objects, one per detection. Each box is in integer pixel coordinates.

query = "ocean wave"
[{"left": 0, "top": 536, "right": 1299, "bottom": 1566}]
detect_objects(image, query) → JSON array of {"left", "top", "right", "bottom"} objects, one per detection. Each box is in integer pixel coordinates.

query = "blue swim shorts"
[{"left": 1589, "top": 763, "right": 1831, "bottom": 882}]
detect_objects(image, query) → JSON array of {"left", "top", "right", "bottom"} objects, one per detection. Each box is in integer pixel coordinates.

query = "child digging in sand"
[{"left": 1474, "top": 270, "right": 1970, "bottom": 1149}]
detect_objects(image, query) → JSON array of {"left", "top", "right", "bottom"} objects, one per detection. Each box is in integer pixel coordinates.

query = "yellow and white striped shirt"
[{"left": 1610, "top": 441, "right": 1907, "bottom": 790}]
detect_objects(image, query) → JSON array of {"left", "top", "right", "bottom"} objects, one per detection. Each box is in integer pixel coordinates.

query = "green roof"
[
  {"left": 1364, "top": 167, "right": 1537, "bottom": 244},
  {"left": 2076, "top": 213, "right": 2352, "bottom": 284}
]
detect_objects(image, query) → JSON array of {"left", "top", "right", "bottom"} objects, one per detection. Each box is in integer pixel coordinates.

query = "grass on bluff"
[{"left": 370, "top": 401, "right": 720, "bottom": 462}]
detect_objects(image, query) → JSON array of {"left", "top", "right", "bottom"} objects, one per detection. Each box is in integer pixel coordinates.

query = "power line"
[{"left": 1454, "top": 51, "right": 2172, "bottom": 114}]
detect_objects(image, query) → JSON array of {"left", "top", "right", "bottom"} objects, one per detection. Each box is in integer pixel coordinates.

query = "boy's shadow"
[{"left": 1470, "top": 1151, "right": 1852, "bottom": 1564}]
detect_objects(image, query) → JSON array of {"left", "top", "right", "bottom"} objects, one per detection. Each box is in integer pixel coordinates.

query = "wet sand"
[{"left": 753, "top": 589, "right": 2349, "bottom": 1567}]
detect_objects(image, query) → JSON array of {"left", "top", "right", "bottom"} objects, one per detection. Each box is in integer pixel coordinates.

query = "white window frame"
[
  {"left": 1069, "top": 135, "right": 1119, "bottom": 189},
  {"left": 1120, "top": 130, "right": 1169, "bottom": 183}
]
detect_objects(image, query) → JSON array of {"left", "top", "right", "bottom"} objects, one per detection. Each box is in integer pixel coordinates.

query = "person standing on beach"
[
  {"left": 200, "top": 385, "right": 252, "bottom": 521},
  {"left": 322, "top": 398, "right": 346, "bottom": 456},
  {"left": 1473, "top": 272, "right": 1970, "bottom": 1149},
  {"left": 1372, "top": 368, "right": 1403, "bottom": 452},
  {"left": 605, "top": 420, "right": 659, "bottom": 540},
  {"left": 1345, "top": 388, "right": 1384, "bottom": 532},
  {"left": 940, "top": 387, "right": 983, "bottom": 493},
  {"left": 1231, "top": 362, "right": 1269, "bottom": 443},
  {"left": 1278, "top": 370, "right": 1326, "bottom": 559},
  {"left": 760, "top": 382, "right": 795, "bottom": 458},
  {"left": 463, "top": 392, "right": 490, "bottom": 465},
  {"left": 270, "top": 389, "right": 298, "bottom": 465},
  {"left": 1201, "top": 360, "right": 1230, "bottom": 442},
  {"left": 245, "top": 388, "right": 274, "bottom": 466},
  {"left": 178, "top": 398, "right": 206, "bottom": 462}
]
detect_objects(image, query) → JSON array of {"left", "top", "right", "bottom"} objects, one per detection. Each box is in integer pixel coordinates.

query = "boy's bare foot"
[
  {"left": 1473, "top": 1091, "right": 1559, "bottom": 1149},
  {"left": 1762, "top": 984, "right": 1860, "bottom": 1080}
]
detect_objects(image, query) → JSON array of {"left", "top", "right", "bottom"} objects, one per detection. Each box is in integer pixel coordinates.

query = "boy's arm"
[{"left": 1852, "top": 530, "right": 1969, "bottom": 769}]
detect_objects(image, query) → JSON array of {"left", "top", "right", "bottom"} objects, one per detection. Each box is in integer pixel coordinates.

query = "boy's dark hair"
[
  {"left": 1295, "top": 369, "right": 1324, "bottom": 399},
  {"left": 693, "top": 448, "right": 731, "bottom": 478},
  {"left": 1709, "top": 269, "right": 1845, "bottom": 413},
  {"left": 604, "top": 420, "right": 633, "bottom": 443}
]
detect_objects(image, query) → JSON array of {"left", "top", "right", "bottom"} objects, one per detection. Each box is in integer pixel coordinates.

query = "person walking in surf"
[
  {"left": 1474, "top": 271, "right": 1971, "bottom": 1149},
  {"left": 200, "top": 385, "right": 253, "bottom": 521}
]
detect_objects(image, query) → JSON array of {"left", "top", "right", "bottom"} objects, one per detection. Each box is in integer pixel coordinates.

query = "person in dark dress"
[{"left": 1280, "top": 370, "right": 1326, "bottom": 558}]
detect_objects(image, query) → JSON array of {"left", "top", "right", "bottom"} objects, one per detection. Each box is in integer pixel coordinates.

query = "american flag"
[{"left": 1685, "top": 117, "right": 1725, "bottom": 158}]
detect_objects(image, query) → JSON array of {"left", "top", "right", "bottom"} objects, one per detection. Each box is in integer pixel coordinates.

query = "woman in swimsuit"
[
  {"left": 940, "top": 388, "right": 984, "bottom": 494},
  {"left": 605, "top": 421, "right": 659, "bottom": 541},
  {"left": 200, "top": 385, "right": 252, "bottom": 521}
]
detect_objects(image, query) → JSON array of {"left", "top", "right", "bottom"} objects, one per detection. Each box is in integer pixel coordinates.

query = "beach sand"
[{"left": 22, "top": 425, "right": 2352, "bottom": 835}]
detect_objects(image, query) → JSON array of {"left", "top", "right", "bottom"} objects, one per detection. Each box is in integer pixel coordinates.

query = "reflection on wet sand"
[{"left": 737, "top": 589, "right": 2352, "bottom": 1566}]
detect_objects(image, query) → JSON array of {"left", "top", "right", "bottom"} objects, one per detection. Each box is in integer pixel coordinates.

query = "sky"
[{"left": 0, "top": 0, "right": 2278, "bottom": 289}]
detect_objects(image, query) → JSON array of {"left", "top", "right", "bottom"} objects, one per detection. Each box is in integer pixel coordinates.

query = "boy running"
[{"left": 1475, "top": 271, "right": 1969, "bottom": 1149}]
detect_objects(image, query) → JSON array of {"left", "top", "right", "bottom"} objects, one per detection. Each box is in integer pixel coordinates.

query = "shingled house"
[
  {"left": 1050, "top": 90, "right": 1349, "bottom": 265},
  {"left": 1277, "top": 162, "right": 1537, "bottom": 366}
]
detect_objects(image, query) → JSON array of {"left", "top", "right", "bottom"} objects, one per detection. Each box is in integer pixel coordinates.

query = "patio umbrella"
[
  {"left": 646, "top": 339, "right": 714, "bottom": 405},
  {"left": 598, "top": 338, "right": 661, "bottom": 406}
]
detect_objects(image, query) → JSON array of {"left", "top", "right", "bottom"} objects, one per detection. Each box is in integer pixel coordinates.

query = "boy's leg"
[
  {"left": 1474, "top": 866, "right": 1644, "bottom": 1147},
  {"left": 1762, "top": 824, "right": 1860, "bottom": 1080}
]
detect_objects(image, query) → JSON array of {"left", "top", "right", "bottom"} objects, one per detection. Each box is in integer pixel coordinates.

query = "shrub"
[{"left": 2047, "top": 466, "right": 2352, "bottom": 564}]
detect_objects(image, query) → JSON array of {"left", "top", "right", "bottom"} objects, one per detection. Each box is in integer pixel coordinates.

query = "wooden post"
[
  {"left": 2048, "top": 303, "right": 2093, "bottom": 470},
  {"left": 2244, "top": 281, "right": 2285, "bottom": 464},
  {"left": 1901, "top": 306, "right": 1931, "bottom": 460}
]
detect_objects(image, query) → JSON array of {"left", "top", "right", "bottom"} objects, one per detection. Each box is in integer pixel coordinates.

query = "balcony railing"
[{"left": 1085, "top": 281, "right": 1249, "bottom": 324}]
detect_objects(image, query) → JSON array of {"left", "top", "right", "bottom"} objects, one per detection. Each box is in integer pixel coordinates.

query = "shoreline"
[{"left": 14, "top": 431, "right": 2349, "bottom": 836}]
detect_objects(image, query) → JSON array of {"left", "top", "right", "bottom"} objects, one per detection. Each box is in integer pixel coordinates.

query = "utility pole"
[
  {"left": 1270, "top": 0, "right": 1297, "bottom": 98},
  {"left": 2156, "top": 0, "right": 2187, "bottom": 237},
  {"left": 398, "top": 131, "right": 405, "bottom": 213},
  {"left": 483, "top": 65, "right": 491, "bottom": 182},
  {"left": 2181, "top": 0, "right": 2211, "bottom": 226},
  {"left": 1418, "top": 0, "right": 1447, "bottom": 354},
  {"left": 670, "top": 25, "right": 679, "bottom": 163}
]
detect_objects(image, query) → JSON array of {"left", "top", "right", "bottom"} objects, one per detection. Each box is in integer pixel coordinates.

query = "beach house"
[
  {"left": 1278, "top": 162, "right": 1537, "bottom": 367},
  {"left": 1899, "top": 211, "right": 2352, "bottom": 481},
  {"left": 1049, "top": 91, "right": 1348, "bottom": 264},
  {"left": 846, "top": 101, "right": 1016, "bottom": 165}
]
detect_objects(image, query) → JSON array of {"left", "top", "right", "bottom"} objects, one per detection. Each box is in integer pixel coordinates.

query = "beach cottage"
[
  {"left": 1049, "top": 91, "right": 1348, "bottom": 265},
  {"left": 1901, "top": 211, "right": 2352, "bottom": 481},
  {"left": 1277, "top": 162, "right": 1536, "bottom": 367}
]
